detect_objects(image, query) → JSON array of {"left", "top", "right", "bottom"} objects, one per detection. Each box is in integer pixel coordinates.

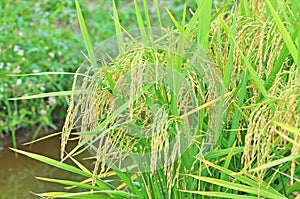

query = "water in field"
[{"left": 0, "top": 135, "right": 89, "bottom": 199}]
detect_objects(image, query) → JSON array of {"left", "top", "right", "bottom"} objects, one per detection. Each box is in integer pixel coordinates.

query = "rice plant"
[{"left": 11, "top": 0, "right": 299, "bottom": 198}]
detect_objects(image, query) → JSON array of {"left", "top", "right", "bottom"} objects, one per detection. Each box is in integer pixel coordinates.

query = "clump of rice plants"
[
  {"left": 11, "top": 0, "right": 299, "bottom": 198},
  {"left": 208, "top": 0, "right": 300, "bottom": 193},
  {"left": 61, "top": 25, "right": 224, "bottom": 194}
]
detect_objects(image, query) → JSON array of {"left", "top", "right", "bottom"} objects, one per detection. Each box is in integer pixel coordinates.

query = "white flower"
[
  {"left": 0, "top": 62, "right": 3, "bottom": 69},
  {"left": 17, "top": 49, "right": 24, "bottom": 56},
  {"left": 19, "top": 31, "right": 23, "bottom": 37},
  {"left": 13, "top": 45, "right": 20, "bottom": 52},
  {"left": 58, "top": 51, "right": 62, "bottom": 56},
  {"left": 48, "top": 96, "right": 56, "bottom": 105},
  {"left": 40, "top": 86, "right": 45, "bottom": 91},
  {"left": 13, "top": 110, "right": 18, "bottom": 116},
  {"left": 5, "top": 63, "right": 11, "bottom": 71},
  {"left": 32, "top": 69, "right": 40, "bottom": 73},
  {"left": 16, "top": 79, "right": 22, "bottom": 86},
  {"left": 40, "top": 109, "right": 47, "bottom": 115},
  {"left": 14, "top": 45, "right": 24, "bottom": 56},
  {"left": 48, "top": 52, "right": 55, "bottom": 58},
  {"left": 14, "top": 65, "right": 21, "bottom": 73}
]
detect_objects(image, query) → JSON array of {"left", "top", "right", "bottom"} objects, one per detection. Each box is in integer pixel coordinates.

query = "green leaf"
[
  {"left": 266, "top": 0, "right": 298, "bottom": 64},
  {"left": 112, "top": 0, "right": 125, "bottom": 54},
  {"left": 219, "top": 16, "right": 230, "bottom": 36},
  {"left": 211, "top": 0, "right": 234, "bottom": 22},
  {"left": 37, "top": 190, "right": 135, "bottom": 199},
  {"left": 240, "top": 0, "right": 250, "bottom": 16},
  {"left": 237, "top": 47, "right": 268, "bottom": 98},
  {"left": 165, "top": 7, "right": 181, "bottom": 31},
  {"left": 180, "top": 190, "right": 258, "bottom": 199},
  {"left": 23, "top": 131, "right": 62, "bottom": 145},
  {"left": 75, "top": 0, "right": 97, "bottom": 68},
  {"left": 223, "top": 6, "right": 237, "bottom": 89},
  {"left": 36, "top": 177, "right": 102, "bottom": 191},
  {"left": 10, "top": 148, "right": 88, "bottom": 177},
  {"left": 7, "top": 72, "right": 76, "bottom": 76},
  {"left": 10, "top": 148, "right": 111, "bottom": 190},
  {"left": 113, "top": 169, "right": 145, "bottom": 199},
  {"left": 196, "top": 0, "right": 212, "bottom": 49},
  {"left": 37, "top": 191, "right": 111, "bottom": 199},
  {"left": 273, "top": 121, "right": 300, "bottom": 136},
  {"left": 185, "top": 1, "right": 205, "bottom": 35},
  {"left": 142, "top": 0, "right": 151, "bottom": 28},
  {"left": 220, "top": 141, "right": 236, "bottom": 181},
  {"left": 204, "top": 147, "right": 244, "bottom": 159},
  {"left": 264, "top": 28, "right": 299, "bottom": 91},
  {"left": 199, "top": 159, "right": 282, "bottom": 196},
  {"left": 248, "top": 155, "right": 300, "bottom": 173},
  {"left": 9, "top": 91, "right": 76, "bottom": 100},
  {"left": 134, "top": 0, "right": 148, "bottom": 43},
  {"left": 153, "top": 0, "right": 162, "bottom": 27},
  {"left": 228, "top": 69, "right": 248, "bottom": 147},
  {"left": 181, "top": 1, "right": 187, "bottom": 29},
  {"left": 186, "top": 175, "right": 286, "bottom": 199}
]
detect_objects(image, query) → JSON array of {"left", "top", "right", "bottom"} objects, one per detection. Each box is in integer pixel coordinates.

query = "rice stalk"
[{"left": 243, "top": 65, "right": 299, "bottom": 186}]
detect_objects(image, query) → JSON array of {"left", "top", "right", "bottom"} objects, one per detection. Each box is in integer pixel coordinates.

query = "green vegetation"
[
  {"left": 7, "top": 0, "right": 300, "bottom": 198},
  {"left": 0, "top": 0, "right": 146, "bottom": 147}
]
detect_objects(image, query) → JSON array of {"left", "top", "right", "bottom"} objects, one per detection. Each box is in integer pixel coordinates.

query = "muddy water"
[{"left": 0, "top": 136, "right": 89, "bottom": 199}]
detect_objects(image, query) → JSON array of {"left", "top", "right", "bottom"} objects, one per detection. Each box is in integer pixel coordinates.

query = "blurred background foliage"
[{"left": 0, "top": 0, "right": 215, "bottom": 142}]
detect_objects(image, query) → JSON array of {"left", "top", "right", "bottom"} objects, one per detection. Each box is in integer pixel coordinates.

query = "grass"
[
  {"left": 0, "top": 0, "right": 80, "bottom": 148},
  {"left": 0, "top": 0, "right": 102, "bottom": 147},
  {"left": 9, "top": 0, "right": 300, "bottom": 198}
]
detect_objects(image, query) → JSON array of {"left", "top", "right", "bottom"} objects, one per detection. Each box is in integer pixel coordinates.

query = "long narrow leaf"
[
  {"left": 223, "top": 6, "right": 237, "bottom": 89},
  {"left": 199, "top": 159, "right": 282, "bottom": 195},
  {"left": 75, "top": 0, "right": 97, "bottom": 67},
  {"left": 264, "top": 26, "right": 299, "bottom": 91},
  {"left": 134, "top": 0, "right": 148, "bottom": 43},
  {"left": 37, "top": 190, "right": 137, "bottom": 199},
  {"left": 10, "top": 148, "right": 111, "bottom": 190},
  {"left": 248, "top": 155, "right": 300, "bottom": 173},
  {"left": 37, "top": 191, "right": 111, "bottom": 199},
  {"left": 9, "top": 91, "right": 75, "bottom": 100},
  {"left": 165, "top": 7, "right": 181, "bottom": 31},
  {"left": 112, "top": 0, "right": 125, "bottom": 54},
  {"left": 180, "top": 190, "right": 258, "bottom": 199},
  {"left": 153, "top": 0, "right": 162, "bottom": 27},
  {"left": 273, "top": 121, "right": 300, "bottom": 136},
  {"left": 211, "top": 0, "right": 234, "bottom": 22},
  {"left": 266, "top": 0, "right": 298, "bottom": 64},
  {"left": 186, "top": 175, "right": 286, "bottom": 199},
  {"left": 196, "top": 0, "right": 212, "bottom": 49},
  {"left": 237, "top": 47, "right": 268, "bottom": 98},
  {"left": 228, "top": 69, "right": 248, "bottom": 146},
  {"left": 36, "top": 177, "right": 102, "bottom": 191}
]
